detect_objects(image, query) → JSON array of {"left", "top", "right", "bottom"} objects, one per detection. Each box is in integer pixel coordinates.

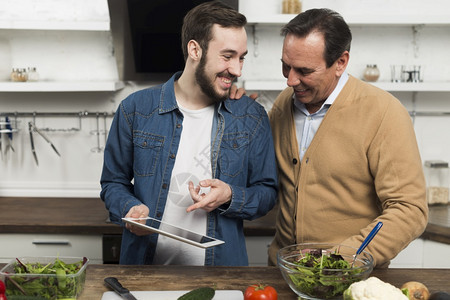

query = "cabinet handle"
[{"left": 32, "top": 240, "right": 70, "bottom": 245}]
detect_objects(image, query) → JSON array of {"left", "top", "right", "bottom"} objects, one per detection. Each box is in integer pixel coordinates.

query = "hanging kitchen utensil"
[
  {"left": 90, "top": 112, "right": 104, "bottom": 153},
  {"left": 32, "top": 123, "right": 61, "bottom": 157},
  {"left": 0, "top": 123, "right": 3, "bottom": 161},
  {"left": 28, "top": 122, "right": 39, "bottom": 166},
  {"left": 5, "top": 116, "right": 15, "bottom": 153}
]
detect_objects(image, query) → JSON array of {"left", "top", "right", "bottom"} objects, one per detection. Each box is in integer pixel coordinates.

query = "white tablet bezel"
[{"left": 122, "top": 216, "right": 225, "bottom": 249}]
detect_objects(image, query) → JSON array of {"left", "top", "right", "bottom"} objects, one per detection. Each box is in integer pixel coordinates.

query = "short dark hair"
[
  {"left": 181, "top": 1, "right": 247, "bottom": 61},
  {"left": 281, "top": 8, "right": 352, "bottom": 68}
]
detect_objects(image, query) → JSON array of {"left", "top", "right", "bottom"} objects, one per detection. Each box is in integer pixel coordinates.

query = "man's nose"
[{"left": 228, "top": 59, "right": 242, "bottom": 78}]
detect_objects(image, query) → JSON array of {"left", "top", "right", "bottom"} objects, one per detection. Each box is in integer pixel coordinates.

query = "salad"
[
  {"left": 287, "top": 249, "right": 366, "bottom": 299},
  {"left": 2, "top": 257, "right": 88, "bottom": 300}
]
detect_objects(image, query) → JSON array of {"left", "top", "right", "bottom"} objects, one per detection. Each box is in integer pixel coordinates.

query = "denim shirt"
[{"left": 100, "top": 72, "right": 278, "bottom": 266}]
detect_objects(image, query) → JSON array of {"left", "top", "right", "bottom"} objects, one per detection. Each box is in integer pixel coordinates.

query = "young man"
[{"left": 100, "top": 1, "right": 277, "bottom": 266}]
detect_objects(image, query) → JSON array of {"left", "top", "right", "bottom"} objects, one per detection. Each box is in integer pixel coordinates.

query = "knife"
[
  {"left": 28, "top": 122, "right": 39, "bottom": 166},
  {"left": 104, "top": 277, "right": 138, "bottom": 300}
]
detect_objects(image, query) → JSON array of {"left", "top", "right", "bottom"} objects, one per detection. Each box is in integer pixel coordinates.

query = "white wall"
[{"left": 1, "top": 0, "right": 450, "bottom": 198}]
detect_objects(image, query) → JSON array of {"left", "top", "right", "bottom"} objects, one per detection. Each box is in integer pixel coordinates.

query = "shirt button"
[
  {"left": 162, "top": 183, "right": 168, "bottom": 189},
  {"left": 293, "top": 158, "right": 298, "bottom": 164},
  {"left": 170, "top": 154, "right": 175, "bottom": 159},
  {"left": 142, "top": 141, "right": 147, "bottom": 147},
  {"left": 156, "top": 212, "right": 162, "bottom": 218}
]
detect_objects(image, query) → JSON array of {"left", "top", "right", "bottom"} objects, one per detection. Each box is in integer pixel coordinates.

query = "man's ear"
[
  {"left": 335, "top": 51, "right": 349, "bottom": 77},
  {"left": 187, "top": 40, "right": 202, "bottom": 61}
]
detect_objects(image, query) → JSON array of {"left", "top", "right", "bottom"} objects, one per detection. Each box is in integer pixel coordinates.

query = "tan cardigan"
[{"left": 268, "top": 75, "right": 428, "bottom": 268}]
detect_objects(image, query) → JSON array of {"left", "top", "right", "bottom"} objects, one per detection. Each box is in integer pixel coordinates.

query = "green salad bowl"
[
  {"left": 0, "top": 256, "right": 89, "bottom": 300},
  {"left": 277, "top": 243, "right": 374, "bottom": 300}
]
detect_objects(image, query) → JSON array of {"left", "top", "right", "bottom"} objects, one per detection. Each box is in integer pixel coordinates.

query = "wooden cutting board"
[{"left": 101, "top": 290, "right": 243, "bottom": 300}]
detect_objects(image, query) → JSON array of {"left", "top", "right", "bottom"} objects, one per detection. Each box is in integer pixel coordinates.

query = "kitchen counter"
[
  {"left": 76, "top": 265, "right": 449, "bottom": 299},
  {"left": 0, "top": 197, "right": 449, "bottom": 244},
  {"left": 0, "top": 264, "right": 449, "bottom": 299}
]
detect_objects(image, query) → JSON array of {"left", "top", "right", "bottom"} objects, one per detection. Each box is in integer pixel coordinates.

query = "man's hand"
[
  {"left": 124, "top": 204, "right": 150, "bottom": 236},
  {"left": 187, "top": 179, "right": 232, "bottom": 212},
  {"left": 229, "top": 84, "right": 258, "bottom": 100}
]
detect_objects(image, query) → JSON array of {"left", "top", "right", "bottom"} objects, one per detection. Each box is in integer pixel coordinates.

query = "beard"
[{"left": 195, "top": 54, "right": 233, "bottom": 103}]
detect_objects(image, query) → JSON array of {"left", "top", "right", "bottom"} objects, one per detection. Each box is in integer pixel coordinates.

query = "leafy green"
[
  {"left": 287, "top": 250, "right": 365, "bottom": 299},
  {"left": 4, "top": 257, "right": 87, "bottom": 300}
]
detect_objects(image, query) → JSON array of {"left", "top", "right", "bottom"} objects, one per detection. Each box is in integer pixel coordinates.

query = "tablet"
[{"left": 122, "top": 216, "right": 225, "bottom": 249}]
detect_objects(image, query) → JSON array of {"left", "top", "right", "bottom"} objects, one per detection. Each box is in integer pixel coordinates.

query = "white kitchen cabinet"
[
  {"left": 0, "top": 0, "right": 122, "bottom": 92},
  {"left": 246, "top": 14, "right": 450, "bottom": 26},
  {"left": 390, "top": 238, "right": 450, "bottom": 268},
  {"left": 0, "top": 81, "right": 124, "bottom": 92},
  {"left": 0, "top": 20, "right": 110, "bottom": 31},
  {"left": 0, "top": 233, "right": 103, "bottom": 264}
]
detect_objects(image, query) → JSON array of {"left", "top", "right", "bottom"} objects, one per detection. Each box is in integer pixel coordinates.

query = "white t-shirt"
[{"left": 153, "top": 103, "right": 214, "bottom": 265}]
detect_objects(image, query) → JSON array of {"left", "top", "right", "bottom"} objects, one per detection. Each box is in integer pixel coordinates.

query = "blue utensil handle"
[{"left": 356, "top": 221, "right": 383, "bottom": 255}]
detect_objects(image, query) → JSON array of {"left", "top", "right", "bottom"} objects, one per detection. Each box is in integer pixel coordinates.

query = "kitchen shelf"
[
  {"left": 243, "top": 80, "right": 450, "bottom": 92},
  {"left": 246, "top": 14, "right": 450, "bottom": 26},
  {"left": 0, "top": 20, "right": 110, "bottom": 31},
  {"left": 0, "top": 81, "right": 125, "bottom": 92}
]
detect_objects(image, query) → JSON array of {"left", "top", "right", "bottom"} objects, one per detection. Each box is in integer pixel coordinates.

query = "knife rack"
[{"left": 0, "top": 111, "right": 114, "bottom": 132}]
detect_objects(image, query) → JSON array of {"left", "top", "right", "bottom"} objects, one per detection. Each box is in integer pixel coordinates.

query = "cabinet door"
[
  {"left": 246, "top": 236, "right": 273, "bottom": 266},
  {"left": 0, "top": 233, "right": 102, "bottom": 264}
]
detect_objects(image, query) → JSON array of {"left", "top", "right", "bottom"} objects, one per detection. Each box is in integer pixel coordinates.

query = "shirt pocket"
[
  {"left": 219, "top": 132, "right": 249, "bottom": 177},
  {"left": 133, "top": 132, "right": 164, "bottom": 176}
]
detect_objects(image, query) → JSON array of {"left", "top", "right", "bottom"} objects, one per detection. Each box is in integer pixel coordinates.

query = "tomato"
[
  {"left": 244, "top": 284, "right": 278, "bottom": 300},
  {"left": 0, "top": 279, "right": 6, "bottom": 300},
  {"left": 0, "top": 280, "right": 5, "bottom": 294}
]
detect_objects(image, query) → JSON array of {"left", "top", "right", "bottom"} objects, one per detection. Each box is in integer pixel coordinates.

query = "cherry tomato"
[
  {"left": 0, "top": 280, "right": 5, "bottom": 294},
  {"left": 244, "top": 284, "right": 278, "bottom": 300}
]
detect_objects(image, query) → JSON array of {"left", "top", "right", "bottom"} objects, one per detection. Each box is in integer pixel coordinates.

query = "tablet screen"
[{"left": 122, "top": 217, "right": 225, "bottom": 248}]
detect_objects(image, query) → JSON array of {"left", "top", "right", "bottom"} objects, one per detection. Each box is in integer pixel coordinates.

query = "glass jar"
[
  {"left": 11, "top": 68, "right": 28, "bottom": 82},
  {"left": 10, "top": 68, "right": 18, "bottom": 81},
  {"left": 27, "top": 67, "right": 39, "bottom": 82},
  {"left": 363, "top": 64, "right": 380, "bottom": 82},
  {"left": 282, "top": 0, "right": 301, "bottom": 14},
  {"left": 424, "top": 160, "right": 449, "bottom": 205}
]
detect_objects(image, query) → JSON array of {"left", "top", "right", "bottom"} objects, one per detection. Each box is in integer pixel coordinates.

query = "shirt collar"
[
  {"left": 324, "top": 71, "right": 349, "bottom": 106},
  {"left": 159, "top": 71, "right": 182, "bottom": 114}
]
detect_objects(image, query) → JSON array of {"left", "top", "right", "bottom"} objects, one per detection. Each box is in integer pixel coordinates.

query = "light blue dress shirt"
[{"left": 294, "top": 72, "right": 349, "bottom": 161}]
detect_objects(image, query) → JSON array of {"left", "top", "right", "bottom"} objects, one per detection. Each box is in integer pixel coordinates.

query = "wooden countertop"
[
  {"left": 0, "top": 264, "right": 448, "bottom": 299},
  {"left": 76, "top": 265, "right": 449, "bottom": 299},
  {"left": 0, "top": 197, "right": 121, "bottom": 235},
  {"left": 0, "top": 197, "right": 449, "bottom": 244}
]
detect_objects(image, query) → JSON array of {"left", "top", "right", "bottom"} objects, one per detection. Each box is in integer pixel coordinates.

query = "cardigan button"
[
  {"left": 293, "top": 158, "right": 298, "bottom": 164},
  {"left": 162, "top": 183, "right": 168, "bottom": 189}
]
